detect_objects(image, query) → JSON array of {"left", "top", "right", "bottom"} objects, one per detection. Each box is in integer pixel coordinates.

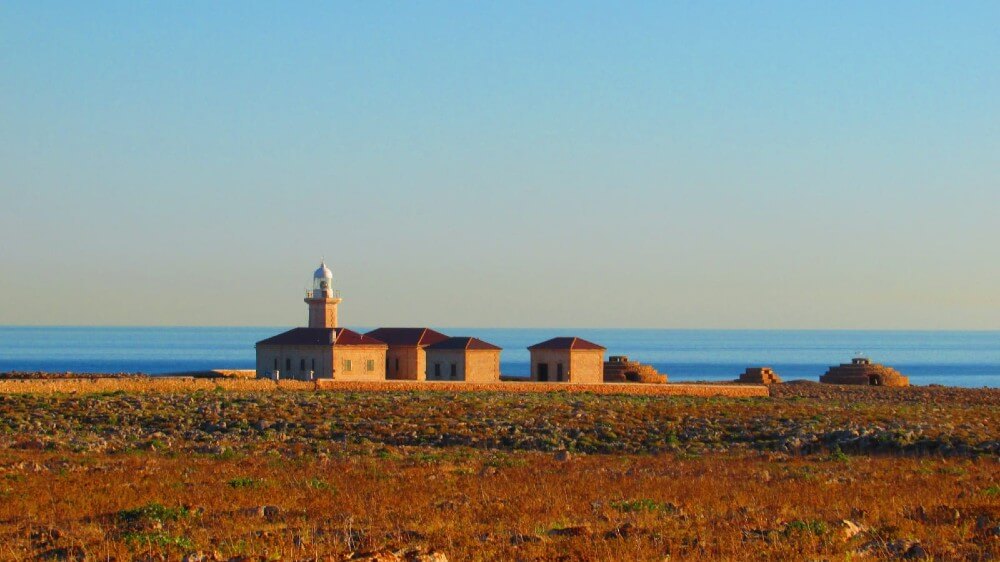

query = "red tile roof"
[
  {"left": 257, "top": 328, "right": 387, "bottom": 347},
  {"left": 364, "top": 327, "right": 449, "bottom": 347},
  {"left": 426, "top": 336, "right": 502, "bottom": 351},
  {"left": 527, "top": 337, "right": 606, "bottom": 351}
]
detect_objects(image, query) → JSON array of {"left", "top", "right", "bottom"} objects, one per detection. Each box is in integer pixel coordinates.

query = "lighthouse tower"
[{"left": 305, "top": 261, "right": 342, "bottom": 328}]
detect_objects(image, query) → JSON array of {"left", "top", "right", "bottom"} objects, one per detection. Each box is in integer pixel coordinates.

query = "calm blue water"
[{"left": 0, "top": 327, "right": 998, "bottom": 387}]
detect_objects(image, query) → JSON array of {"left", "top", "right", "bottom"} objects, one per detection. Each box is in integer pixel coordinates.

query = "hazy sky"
[{"left": 1, "top": 2, "right": 998, "bottom": 329}]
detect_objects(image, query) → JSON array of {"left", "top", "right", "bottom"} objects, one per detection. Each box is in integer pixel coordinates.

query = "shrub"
[
  {"left": 783, "top": 520, "right": 828, "bottom": 537},
  {"left": 118, "top": 503, "right": 190, "bottom": 524},
  {"left": 610, "top": 498, "right": 671, "bottom": 513},
  {"left": 227, "top": 477, "right": 262, "bottom": 489}
]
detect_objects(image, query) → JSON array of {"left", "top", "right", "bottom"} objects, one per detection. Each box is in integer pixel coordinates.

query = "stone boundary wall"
[
  {"left": 0, "top": 377, "right": 314, "bottom": 394},
  {"left": 314, "top": 380, "right": 767, "bottom": 397},
  {"left": 0, "top": 377, "right": 769, "bottom": 397}
]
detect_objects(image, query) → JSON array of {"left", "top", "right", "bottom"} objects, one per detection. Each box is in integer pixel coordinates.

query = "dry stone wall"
[{"left": 0, "top": 377, "right": 769, "bottom": 397}]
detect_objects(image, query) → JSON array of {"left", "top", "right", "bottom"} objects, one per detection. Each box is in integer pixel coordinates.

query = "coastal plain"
[{"left": 0, "top": 382, "right": 997, "bottom": 560}]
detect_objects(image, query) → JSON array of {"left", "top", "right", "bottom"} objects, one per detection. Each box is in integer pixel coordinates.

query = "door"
[{"left": 537, "top": 363, "right": 549, "bottom": 382}]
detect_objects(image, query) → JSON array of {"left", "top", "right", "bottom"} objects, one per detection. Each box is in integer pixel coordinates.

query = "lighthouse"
[{"left": 304, "top": 261, "right": 342, "bottom": 328}]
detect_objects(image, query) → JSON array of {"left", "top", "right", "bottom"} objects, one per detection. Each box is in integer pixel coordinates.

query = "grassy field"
[{"left": 0, "top": 383, "right": 997, "bottom": 561}]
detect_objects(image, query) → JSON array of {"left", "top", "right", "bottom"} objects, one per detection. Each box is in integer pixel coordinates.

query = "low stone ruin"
[
  {"left": 604, "top": 356, "right": 667, "bottom": 383},
  {"left": 819, "top": 357, "right": 910, "bottom": 387},
  {"left": 738, "top": 367, "right": 782, "bottom": 385}
]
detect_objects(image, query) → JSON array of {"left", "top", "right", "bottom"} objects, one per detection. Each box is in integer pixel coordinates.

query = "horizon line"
[{"left": 1, "top": 324, "right": 998, "bottom": 333}]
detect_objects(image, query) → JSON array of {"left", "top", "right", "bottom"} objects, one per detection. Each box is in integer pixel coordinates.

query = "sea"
[{"left": 1, "top": 326, "right": 998, "bottom": 388}]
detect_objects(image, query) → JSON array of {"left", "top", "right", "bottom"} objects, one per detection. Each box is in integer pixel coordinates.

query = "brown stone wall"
[
  {"left": 569, "top": 349, "right": 605, "bottom": 384},
  {"left": 464, "top": 349, "right": 501, "bottom": 383},
  {"left": 256, "top": 344, "right": 333, "bottom": 380},
  {"left": 386, "top": 346, "right": 425, "bottom": 381},
  {"left": 415, "top": 347, "right": 428, "bottom": 381},
  {"left": 305, "top": 297, "right": 341, "bottom": 328},
  {"left": 425, "top": 349, "right": 464, "bottom": 381},
  {"left": 332, "top": 345, "right": 387, "bottom": 382},
  {"left": 0, "top": 377, "right": 769, "bottom": 397},
  {"left": 529, "top": 350, "right": 571, "bottom": 382}
]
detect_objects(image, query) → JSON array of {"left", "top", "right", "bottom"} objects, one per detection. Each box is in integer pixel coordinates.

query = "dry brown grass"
[
  {"left": 0, "top": 384, "right": 996, "bottom": 560},
  {"left": 0, "top": 448, "right": 997, "bottom": 561}
]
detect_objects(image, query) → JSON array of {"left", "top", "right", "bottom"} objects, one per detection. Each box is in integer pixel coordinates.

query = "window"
[
  {"left": 450, "top": 363, "right": 457, "bottom": 379},
  {"left": 366, "top": 359, "right": 375, "bottom": 372},
  {"left": 274, "top": 358, "right": 278, "bottom": 370},
  {"left": 311, "top": 358, "right": 315, "bottom": 371},
  {"left": 434, "top": 363, "right": 441, "bottom": 379},
  {"left": 285, "top": 358, "right": 291, "bottom": 371},
  {"left": 300, "top": 358, "right": 306, "bottom": 371},
  {"left": 557, "top": 363, "right": 564, "bottom": 381},
  {"left": 343, "top": 359, "right": 352, "bottom": 372}
]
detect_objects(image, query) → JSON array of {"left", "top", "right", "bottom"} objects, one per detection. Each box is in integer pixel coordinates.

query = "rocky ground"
[
  {"left": 0, "top": 383, "right": 996, "bottom": 458},
  {"left": 0, "top": 383, "right": 996, "bottom": 560}
]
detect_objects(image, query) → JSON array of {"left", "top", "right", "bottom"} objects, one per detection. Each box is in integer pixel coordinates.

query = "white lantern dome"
[
  {"left": 312, "top": 260, "right": 334, "bottom": 297},
  {"left": 314, "top": 261, "right": 333, "bottom": 280}
]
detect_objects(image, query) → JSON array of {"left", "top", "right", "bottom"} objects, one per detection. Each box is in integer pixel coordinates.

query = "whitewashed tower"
[{"left": 305, "top": 260, "right": 342, "bottom": 328}]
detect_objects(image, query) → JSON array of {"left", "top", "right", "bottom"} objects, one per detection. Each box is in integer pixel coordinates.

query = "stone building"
[
  {"left": 255, "top": 262, "right": 388, "bottom": 380},
  {"left": 738, "top": 367, "right": 782, "bottom": 385},
  {"left": 255, "top": 327, "right": 387, "bottom": 381},
  {"left": 528, "top": 337, "right": 606, "bottom": 384},
  {"left": 603, "top": 355, "right": 667, "bottom": 383},
  {"left": 819, "top": 357, "right": 909, "bottom": 387},
  {"left": 364, "top": 328, "right": 449, "bottom": 381},
  {"left": 425, "top": 337, "right": 502, "bottom": 383}
]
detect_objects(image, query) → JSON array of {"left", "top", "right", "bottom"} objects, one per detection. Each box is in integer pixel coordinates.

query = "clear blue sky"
[{"left": 1, "top": 2, "right": 997, "bottom": 329}]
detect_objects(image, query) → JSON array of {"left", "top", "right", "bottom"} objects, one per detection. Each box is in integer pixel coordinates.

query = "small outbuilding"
[
  {"left": 819, "top": 357, "right": 909, "bottom": 387},
  {"left": 425, "top": 337, "right": 502, "bottom": 383},
  {"left": 528, "top": 337, "right": 606, "bottom": 384},
  {"left": 738, "top": 367, "right": 782, "bottom": 385},
  {"left": 365, "top": 327, "right": 449, "bottom": 380}
]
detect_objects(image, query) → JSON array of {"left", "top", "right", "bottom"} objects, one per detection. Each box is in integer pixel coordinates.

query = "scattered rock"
[
  {"left": 838, "top": 519, "right": 866, "bottom": 541},
  {"left": 398, "top": 529, "right": 427, "bottom": 542},
  {"left": 16, "top": 439, "right": 46, "bottom": 450},
  {"left": 903, "top": 543, "right": 929, "bottom": 559},
  {"left": 240, "top": 505, "right": 281, "bottom": 520},
  {"left": 604, "top": 522, "right": 638, "bottom": 540},
  {"left": 547, "top": 524, "right": 591, "bottom": 538},
  {"left": 346, "top": 549, "right": 447, "bottom": 562},
  {"left": 976, "top": 514, "right": 1000, "bottom": 537},
  {"left": 347, "top": 551, "right": 400, "bottom": 562},
  {"left": 856, "top": 539, "right": 926, "bottom": 558},
  {"left": 29, "top": 526, "right": 63, "bottom": 546},
  {"left": 510, "top": 532, "right": 543, "bottom": 545},
  {"left": 402, "top": 549, "right": 448, "bottom": 562},
  {"left": 36, "top": 546, "right": 86, "bottom": 561}
]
